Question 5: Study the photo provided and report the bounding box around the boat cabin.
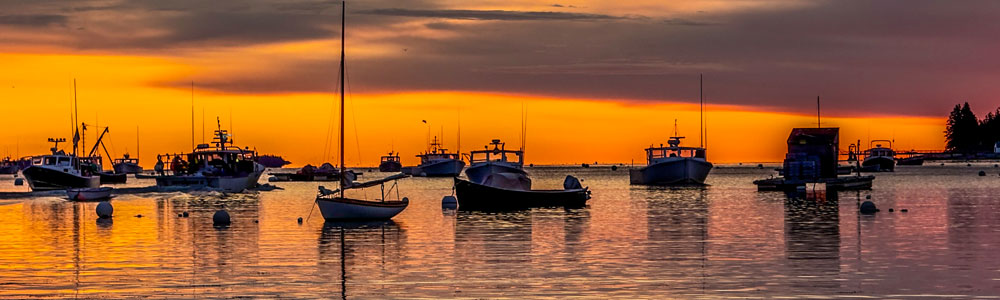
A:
[113,153,139,165]
[31,154,89,175]
[416,136,460,163]
[469,139,524,166]
[866,140,895,158]
[644,137,706,164]
[380,152,401,163]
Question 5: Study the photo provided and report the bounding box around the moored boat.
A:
[112,153,143,174]
[414,136,464,177]
[379,151,402,172]
[314,2,409,221]
[629,136,713,185]
[153,122,265,192]
[66,187,113,201]
[268,163,358,182]
[454,175,590,211]
[0,157,19,174]
[22,138,100,191]
[862,140,896,172]
[465,139,526,184]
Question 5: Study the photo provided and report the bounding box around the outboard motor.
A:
[563,175,583,190]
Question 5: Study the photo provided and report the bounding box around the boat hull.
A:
[465,162,525,184]
[896,156,924,166]
[22,166,100,191]
[113,163,144,174]
[98,171,127,184]
[66,187,113,201]
[862,157,895,171]
[378,161,402,172]
[629,158,713,185]
[414,159,465,177]
[454,178,590,211]
[155,170,263,193]
[316,197,408,221]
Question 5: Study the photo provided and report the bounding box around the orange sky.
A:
[0,53,944,167]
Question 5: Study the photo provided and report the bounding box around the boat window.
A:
[43,157,55,165]
[58,157,70,165]
[33,158,42,165]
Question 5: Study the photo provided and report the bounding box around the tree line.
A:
[945,102,1000,153]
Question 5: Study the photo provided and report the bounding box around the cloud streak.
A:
[360,8,627,21]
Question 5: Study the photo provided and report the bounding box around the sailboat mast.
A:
[339,0,346,195]
[699,74,703,148]
[136,126,140,161]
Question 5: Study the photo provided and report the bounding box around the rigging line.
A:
[345,61,362,167]
[323,62,343,162]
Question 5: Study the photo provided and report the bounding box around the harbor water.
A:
[0,164,998,298]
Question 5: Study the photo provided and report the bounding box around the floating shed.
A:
[754,127,873,191]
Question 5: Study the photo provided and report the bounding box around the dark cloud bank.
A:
[3,0,999,117]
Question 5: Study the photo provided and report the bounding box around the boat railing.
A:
[645,147,706,160]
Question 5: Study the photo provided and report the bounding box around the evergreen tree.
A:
[945,102,980,153]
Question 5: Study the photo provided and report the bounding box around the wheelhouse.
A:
[644,137,706,164]
[469,139,524,166]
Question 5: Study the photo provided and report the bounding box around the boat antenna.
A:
[816,95,821,128]
[699,74,704,148]
[191,81,195,150]
[73,79,79,157]
[674,119,678,137]
[136,126,139,162]
[457,108,461,161]
[202,106,206,144]
[339,0,346,197]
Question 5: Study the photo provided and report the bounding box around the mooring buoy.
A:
[860,201,877,214]
[442,195,458,209]
[213,210,231,226]
[96,201,113,219]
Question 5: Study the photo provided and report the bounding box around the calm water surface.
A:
[1,164,999,298]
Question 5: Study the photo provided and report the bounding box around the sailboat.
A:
[315,1,408,221]
[629,75,714,185]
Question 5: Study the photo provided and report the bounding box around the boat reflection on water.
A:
[782,189,841,290]
[318,220,405,300]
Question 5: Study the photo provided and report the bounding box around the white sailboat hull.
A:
[630,157,713,185]
[316,197,408,221]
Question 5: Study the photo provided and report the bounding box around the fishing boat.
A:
[112,153,143,174]
[314,1,408,221]
[465,139,526,184]
[112,128,144,174]
[630,76,714,185]
[153,120,266,192]
[379,151,402,172]
[78,126,127,184]
[22,138,100,191]
[454,174,590,211]
[862,140,896,172]
[413,136,464,177]
[66,187,112,201]
[896,155,924,166]
[629,136,713,185]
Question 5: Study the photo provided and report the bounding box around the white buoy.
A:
[96,201,113,219]
[213,210,231,226]
[442,195,458,209]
